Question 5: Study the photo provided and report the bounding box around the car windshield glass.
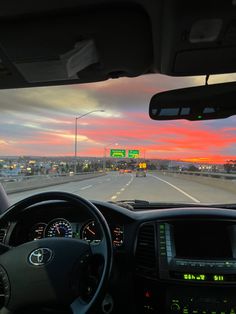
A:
[1,74,236,205]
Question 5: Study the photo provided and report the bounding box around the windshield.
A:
[1,74,236,205]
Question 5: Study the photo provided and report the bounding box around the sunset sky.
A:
[0,73,236,164]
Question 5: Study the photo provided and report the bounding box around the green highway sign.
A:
[128,150,140,158]
[110,149,126,158]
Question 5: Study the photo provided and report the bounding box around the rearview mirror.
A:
[149,82,236,121]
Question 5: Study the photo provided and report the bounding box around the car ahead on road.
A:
[119,169,132,174]
[135,168,146,177]
[0,2,236,314]
[124,169,132,173]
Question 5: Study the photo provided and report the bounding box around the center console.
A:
[158,221,236,283]
[158,220,236,313]
[135,219,236,314]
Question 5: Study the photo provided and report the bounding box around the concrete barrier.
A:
[161,171,236,194]
[3,172,106,194]
[173,171,236,180]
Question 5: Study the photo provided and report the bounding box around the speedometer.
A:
[44,218,73,238]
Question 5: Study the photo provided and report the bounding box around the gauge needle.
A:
[56,225,60,235]
[87,227,95,236]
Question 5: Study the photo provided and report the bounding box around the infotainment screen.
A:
[173,222,233,259]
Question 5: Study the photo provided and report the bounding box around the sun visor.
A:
[15,39,99,82]
[0,6,153,86]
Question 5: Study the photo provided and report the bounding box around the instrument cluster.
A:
[28,218,124,247]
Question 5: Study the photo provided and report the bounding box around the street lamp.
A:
[103,142,118,172]
[74,110,105,174]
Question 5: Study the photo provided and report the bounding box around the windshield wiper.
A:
[109,200,236,211]
[118,199,150,205]
[213,203,236,209]
[108,199,149,211]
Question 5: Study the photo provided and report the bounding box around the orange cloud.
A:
[180,156,236,164]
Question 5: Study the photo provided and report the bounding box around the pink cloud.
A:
[1,109,236,164]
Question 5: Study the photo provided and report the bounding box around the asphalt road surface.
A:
[8,172,236,205]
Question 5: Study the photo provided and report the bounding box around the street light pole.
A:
[75,117,78,165]
[103,146,107,173]
[74,110,105,174]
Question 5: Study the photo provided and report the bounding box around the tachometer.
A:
[45,218,72,238]
[81,220,101,243]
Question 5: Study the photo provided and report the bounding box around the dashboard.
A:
[26,218,123,246]
[6,201,125,248]
[2,200,236,314]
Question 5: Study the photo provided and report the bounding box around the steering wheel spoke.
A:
[0,244,11,255]
[70,297,90,314]
[90,238,107,257]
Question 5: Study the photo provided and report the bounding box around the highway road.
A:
[8,172,236,205]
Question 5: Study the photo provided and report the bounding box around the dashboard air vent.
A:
[0,230,6,243]
[0,266,9,310]
[135,223,156,277]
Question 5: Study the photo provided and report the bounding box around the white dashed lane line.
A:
[149,174,200,203]
[80,185,93,190]
[110,174,134,200]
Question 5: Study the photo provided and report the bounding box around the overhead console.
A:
[159,0,236,75]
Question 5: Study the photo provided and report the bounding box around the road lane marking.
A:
[150,174,200,203]
[106,178,111,181]
[126,175,134,185]
[80,185,92,190]
[109,174,134,201]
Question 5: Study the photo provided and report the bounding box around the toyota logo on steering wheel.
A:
[28,248,53,266]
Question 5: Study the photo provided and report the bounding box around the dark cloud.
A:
[72,74,197,111]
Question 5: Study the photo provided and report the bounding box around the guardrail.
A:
[168,171,236,181]
[1,171,106,194]
[0,172,98,183]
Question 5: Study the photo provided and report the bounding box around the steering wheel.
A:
[0,192,113,314]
